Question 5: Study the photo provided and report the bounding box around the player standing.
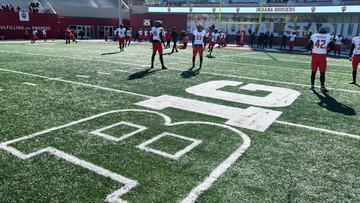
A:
[144,29,149,42]
[150,22,167,70]
[192,24,207,70]
[115,25,126,51]
[208,29,219,57]
[126,27,132,47]
[288,32,296,51]
[307,28,334,93]
[42,29,47,42]
[334,34,343,57]
[138,29,143,42]
[349,33,360,84]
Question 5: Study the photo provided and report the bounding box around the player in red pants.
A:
[150,22,166,70]
[307,28,334,93]
[349,33,360,84]
[192,24,207,70]
[207,29,219,57]
[115,25,126,52]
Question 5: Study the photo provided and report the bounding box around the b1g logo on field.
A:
[0,80,300,202]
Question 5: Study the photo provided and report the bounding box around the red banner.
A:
[0,12,59,39]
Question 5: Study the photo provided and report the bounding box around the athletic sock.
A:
[159,55,165,67]
[311,71,316,87]
[151,54,155,68]
[320,72,326,88]
[353,70,357,83]
[199,56,203,69]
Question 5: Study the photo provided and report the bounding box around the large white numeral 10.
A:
[136,80,300,132]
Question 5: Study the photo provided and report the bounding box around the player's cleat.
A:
[310,85,315,91]
[350,81,357,85]
[320,87,329,93]
[162,66,168,70]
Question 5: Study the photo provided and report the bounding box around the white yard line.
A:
[97,71,111,75]
[0,50,358,94]
[22,82,38,86]
[0,68,152,99]
[275,120,360,140]
[0,67,358,141]
[114,69,130,73]
[76,75,90,78]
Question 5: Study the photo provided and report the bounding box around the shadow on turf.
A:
[181,68,200,78]
[128,68,162,80]
[264,51,278,61]
[312,90,356,116]
[101,51,121,55]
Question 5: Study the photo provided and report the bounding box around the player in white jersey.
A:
[150,22,166,70]
[42,29,47,42]
[288,32,296,51]
[334,34,343,57]
[115,24,126,51]
[349,34,360,84]
[31,29,38,43]
[126,28,132,47]
[138,29,143,42]
[208,29,219,57]
[307,28,334,92]
[192,24,207,70]
[144,29,149,42]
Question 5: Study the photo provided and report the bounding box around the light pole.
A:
[118,0,123,26]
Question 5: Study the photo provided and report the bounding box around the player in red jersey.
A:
[192,24,207,70]
[150,22,167,70]
[349,33,360,84]
[307,28,334,93]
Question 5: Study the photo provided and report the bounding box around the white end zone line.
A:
[0,50,358,94]
[0,68,359,141]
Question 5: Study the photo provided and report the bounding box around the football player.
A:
[192,24,207,70]
[31,29,38,44]
[307,28,334,93]
[115,24,126,51]
[334,34,343,57]
[42,29,47,42]
[150,22,167,70]
[349,33,360,84]
[288,32,296,51]
[126,27,132,47]
[208,29,219,57]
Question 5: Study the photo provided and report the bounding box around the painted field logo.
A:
[0,80,300,202]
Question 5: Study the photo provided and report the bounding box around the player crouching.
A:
[349,33,360,84]
[192,24,207,70]
[150,22,167,70]
[307,28,334,93]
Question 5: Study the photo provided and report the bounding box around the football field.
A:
[0,41,359,202]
